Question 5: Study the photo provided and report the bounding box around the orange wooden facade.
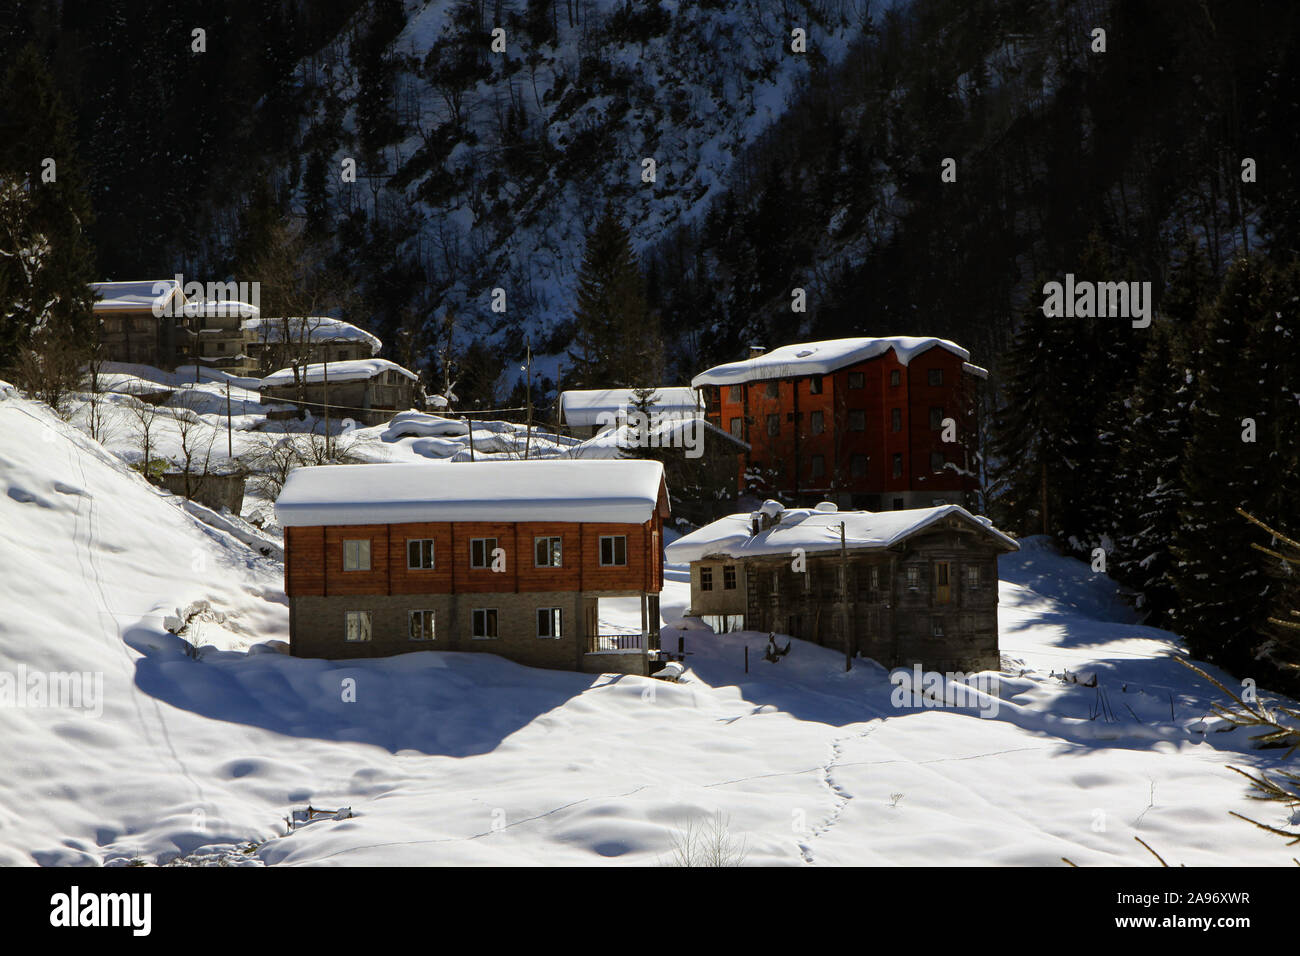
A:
[701,346,980,505]
[285,517,665,598]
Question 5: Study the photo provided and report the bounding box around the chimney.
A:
[747,344,766,360]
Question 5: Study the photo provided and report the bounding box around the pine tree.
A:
[566,208,661,388]
[1169,257,1278,671]
[990,296,1088,539]
[1114,242,1214,624]
[0,45,96,360]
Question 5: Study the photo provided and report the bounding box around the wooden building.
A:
[259,358,421,427]
[692,337,986,510]
[242,315,382,377]
[187,299,258,374]
[91,280,195,368]
[275,459,670,675]
[666,500,1018,672]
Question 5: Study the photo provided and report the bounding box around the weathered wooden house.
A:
[666,500,1018,672]
[259,358,420,426]
[275,459,670,675]
[186,299,259,374]
[91,279,195,368]
[691,337,987,510]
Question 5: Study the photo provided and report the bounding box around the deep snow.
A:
[1,385,1297,866]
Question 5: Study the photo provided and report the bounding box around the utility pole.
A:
[225,381,233,458]
[524,340,533,460]
[840,520,852,672]
[322,358,330,460]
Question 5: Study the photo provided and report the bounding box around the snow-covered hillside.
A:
[293,0,869,378]
[1,385,1296,866]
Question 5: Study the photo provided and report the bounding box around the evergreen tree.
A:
[1114,242,1215,623]
[1169,257,1278,671]
[0,45,96,357]
[566,208,661,388]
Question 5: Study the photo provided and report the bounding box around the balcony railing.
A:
[587,633,646,654]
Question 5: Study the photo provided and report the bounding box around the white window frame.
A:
[344,610,372,642]
[534,536,562,568]
[536,607,563,639]
[472,608,498,640]
[599,535,627,567]
[407,538,435,570]
[700,565,713,591]
[906,566,921,591]
[470,537,497,569]
[408,609,436,641]
[342,539,371,572]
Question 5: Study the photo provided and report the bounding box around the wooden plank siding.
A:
[701,346,980,504]
[285,517,663,598]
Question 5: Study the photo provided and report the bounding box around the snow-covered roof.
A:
[691,337,972,387]
[275,459,667,526]
[90,280,185,312]
[243,316,382,353]
[557,387,701,427]
[261,358,417,388]
[184,300,260,319]
[665,503,1017,564]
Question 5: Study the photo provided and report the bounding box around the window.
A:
[344,610,372,642]
[767,414,780,436]
[700,565,714,591]
[870,566,880,590]
[809,374,823,395]
[728,385,742,403]
[810,410,824,435]
[892,497,904,510]
[848,409,866,431]
[847,371,865,389]
[892,453,903,478]
[811,455,826,478]
[216,341,226,353]
[723,565,737,590]
[851,454,867,477]
[765,381,779,398]
[931,617,945,637]
[470,537,497,569]
[930,451,945,472]
[337,350,347,362]
[929,407,944,430]
[537,607,563,639]
[343,539,371,571]
[407,539,435,570]
[729,417,742,438]
[890,369,901,387]
[906,566,920,590]
[965,565,982,590]
[935,561,951,604]
[891,408,902,432]
[472,608,498,639]
[534,536,562,567]
[803,568,812,592]
[928,369,943,386]
[599,535,627,566]
[409,609,435,641]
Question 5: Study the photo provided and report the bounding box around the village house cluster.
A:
[84,283,1014,673]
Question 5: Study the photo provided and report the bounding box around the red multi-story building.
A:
[691,337,985,510]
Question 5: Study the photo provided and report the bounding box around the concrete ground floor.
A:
[289,590,663,676]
